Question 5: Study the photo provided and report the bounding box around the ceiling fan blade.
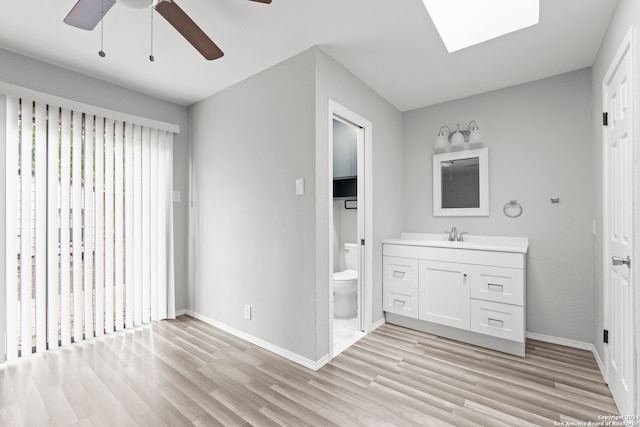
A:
[64,0,116,30]
[248,0,272,3]
[154,1,224,60]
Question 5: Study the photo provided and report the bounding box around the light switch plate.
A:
[295,178,305,195]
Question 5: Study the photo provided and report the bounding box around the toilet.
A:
[333,243,358,318]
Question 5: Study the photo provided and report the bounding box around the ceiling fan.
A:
[63,0,272,60]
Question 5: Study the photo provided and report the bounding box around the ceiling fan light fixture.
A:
[65,0,269,60]
[115,0,154,9]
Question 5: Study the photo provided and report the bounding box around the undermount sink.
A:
[383,232,529,253]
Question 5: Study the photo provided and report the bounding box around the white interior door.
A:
[356,123,366,332]
[0,96,6,363]
[603,30,634,417]
[328,100,373,359]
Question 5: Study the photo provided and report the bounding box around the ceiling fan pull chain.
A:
[98,0,106,57]
[149,6,155,62]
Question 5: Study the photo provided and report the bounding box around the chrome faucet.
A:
[445,227,457,241]
[444,227,467,242]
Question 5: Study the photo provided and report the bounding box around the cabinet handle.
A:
[463,273,467,278]
[488,283,504,293]
[393,270,406,279]
[488,318,504,328]
[393,299,406,308]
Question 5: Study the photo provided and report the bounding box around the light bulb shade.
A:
[434,126,450,150]
[469,128,482,144]
[435,133,448,149]
[468,121,482,144]
[451,130,465,145]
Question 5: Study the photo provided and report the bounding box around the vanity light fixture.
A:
[434,120,483,151]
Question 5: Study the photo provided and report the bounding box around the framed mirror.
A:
[433,147,488,216]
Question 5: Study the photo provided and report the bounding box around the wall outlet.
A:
[244,304,252,320]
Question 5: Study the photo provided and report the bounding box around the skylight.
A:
[422,0,539,53]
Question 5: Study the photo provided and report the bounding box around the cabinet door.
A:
[419,260,470,330]
[333,119,357,178]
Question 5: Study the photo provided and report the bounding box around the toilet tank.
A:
[344,243,359,270]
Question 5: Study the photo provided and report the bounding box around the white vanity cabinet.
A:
[382,233,528,356]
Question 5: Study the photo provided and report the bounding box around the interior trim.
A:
[0,82,180,134]
[180,310,331,371]
[526,331,605,380]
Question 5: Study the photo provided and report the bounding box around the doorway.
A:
[602,27,635,416]
[328,100,372,358]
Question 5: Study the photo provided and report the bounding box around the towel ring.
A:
[503,200,523,218]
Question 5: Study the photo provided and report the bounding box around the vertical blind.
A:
[4,96,175,360]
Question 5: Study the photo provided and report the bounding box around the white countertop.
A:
[383,232,529,253]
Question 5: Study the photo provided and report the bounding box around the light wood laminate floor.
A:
[0,316,618,426]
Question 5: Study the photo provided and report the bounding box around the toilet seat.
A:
[333,269,357,282]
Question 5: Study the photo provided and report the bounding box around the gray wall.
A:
[590,0,640,362]
[188,49,318,360]
[315,49,404,357]
[0,48,191,312]
[403,69,595,343]
[188,47,403,362]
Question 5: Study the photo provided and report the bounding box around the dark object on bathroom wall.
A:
[344,200,357,209]
[333,176,357,200]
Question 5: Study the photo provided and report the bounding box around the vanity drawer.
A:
[384,285,419,319]
[470,299,524,342]
[470,266,524,305]
[383,256,419,289]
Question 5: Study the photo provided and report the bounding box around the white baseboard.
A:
[592,346,606,381]
[526,331,593,351]
[174,315,608,379]
[370,317,385,332]
[180,310,328,371]
[526,331,606,381]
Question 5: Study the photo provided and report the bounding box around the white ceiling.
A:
[0,0,618,112]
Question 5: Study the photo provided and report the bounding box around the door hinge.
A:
[361,239,365,246]
[603,112,609,126]
[604,329,609,344]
